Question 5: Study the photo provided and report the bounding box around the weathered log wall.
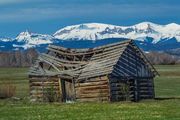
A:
[129,78,155,101]
[138,78,155,99]
[111,43,156,78]
[75,76,110,102]
[29,75,154,102]
[109,76,154,102]
[29,76,61,102]
[109,78,130,101]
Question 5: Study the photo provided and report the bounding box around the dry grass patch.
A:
[0,82,16,99]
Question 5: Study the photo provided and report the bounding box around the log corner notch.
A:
[28,39,159,102]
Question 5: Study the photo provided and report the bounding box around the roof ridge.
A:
[48,39,133,52]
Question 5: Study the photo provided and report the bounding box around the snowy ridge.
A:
[54,22,180,43]
[0,22,180,51]
[15,30,54,49]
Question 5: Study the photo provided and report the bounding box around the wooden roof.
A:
[29,40,158,80]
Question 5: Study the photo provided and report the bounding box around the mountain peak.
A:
[54,22,180,42]
[14,31,54,49]
[16,30,32,41]
[165,23,180,30]
[135,22,159,28]
[167,23,179,26]
[1,22,180,51]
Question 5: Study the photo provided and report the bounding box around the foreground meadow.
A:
[0,99,179,120]
[0,65,180,120]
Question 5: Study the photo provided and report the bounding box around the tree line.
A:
[145,52,180,65]
[0,49,38,67]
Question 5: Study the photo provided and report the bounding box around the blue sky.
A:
[0,0,180,37]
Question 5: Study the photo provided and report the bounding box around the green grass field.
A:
[0,65,180,120]
[154,65,180,97]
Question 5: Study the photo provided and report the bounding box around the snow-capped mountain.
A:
[0,31,59,51]
[54,22,180,43]
[1,22,180,52]
[14,31,55,49]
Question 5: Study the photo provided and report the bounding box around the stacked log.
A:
[29,76,61,102]
[75,76,110,102]
[110,79,130,101]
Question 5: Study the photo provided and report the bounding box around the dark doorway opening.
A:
[61,79,75,102]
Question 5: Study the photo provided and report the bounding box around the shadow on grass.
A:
[155,97,180,100]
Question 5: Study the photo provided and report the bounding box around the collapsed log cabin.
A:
[28,40,159,102]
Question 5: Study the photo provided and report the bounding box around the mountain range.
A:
[0,22,180,52]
